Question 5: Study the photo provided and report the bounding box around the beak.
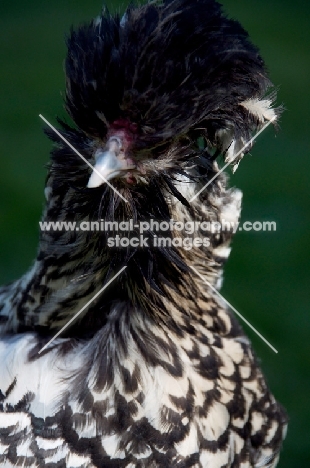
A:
[87,137,135,188]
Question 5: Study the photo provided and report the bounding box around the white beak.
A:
[87,137,135,188]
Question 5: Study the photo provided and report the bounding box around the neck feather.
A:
[0,162,241,338]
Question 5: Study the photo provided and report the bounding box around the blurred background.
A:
[0,0,309,465]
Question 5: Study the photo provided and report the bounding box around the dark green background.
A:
[0,1,309,465]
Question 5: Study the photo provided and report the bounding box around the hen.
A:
[0,1,287,467]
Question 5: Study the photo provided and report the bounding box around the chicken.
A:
[0,1,287,466]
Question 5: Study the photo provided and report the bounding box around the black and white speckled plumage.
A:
[0,1,287,466]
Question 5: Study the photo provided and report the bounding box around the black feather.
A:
[65,0,272,151]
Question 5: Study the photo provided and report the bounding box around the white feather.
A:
[240,98,276,123]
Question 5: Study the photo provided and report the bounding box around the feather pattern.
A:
[0,1,287,466]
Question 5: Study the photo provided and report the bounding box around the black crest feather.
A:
[65,0,271,151]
